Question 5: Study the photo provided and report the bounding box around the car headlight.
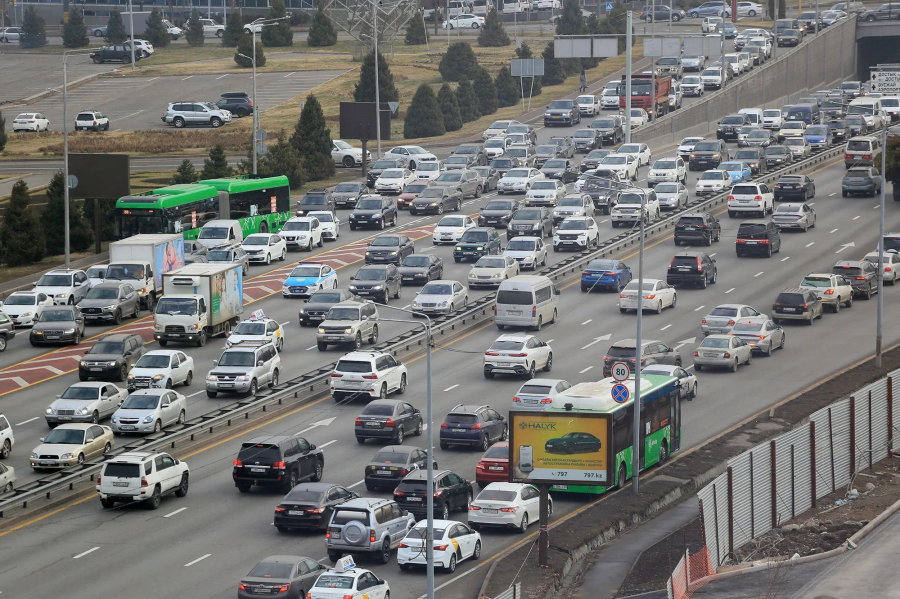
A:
[390,251,398,256]
[80,361,87,367]
[108,361,117,367]
[60,453,74,460]
[65,329,76,334]
[207,374,217,381]
[365,251,371,255]
[142,415,154,424]
[46,407,56,415]
[111,416,119,423]
[127,374,135,380]
[439,301,448,307]
[30,452,38,459]
[75,407,89,415]
[152,374,164,381]
[545,112,552,117]
[349,285,357,290]
[413,301,421,308]
[235,375,250,382]
[476,246,484,251]
[456,247,462,251]
[372,285,384,291]
[58,293,69,299]
[21,312,32,318]
[103,305,116,311]
[532,224,540,229]
[299,308,306,314]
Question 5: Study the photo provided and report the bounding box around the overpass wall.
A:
[635,16,858,147]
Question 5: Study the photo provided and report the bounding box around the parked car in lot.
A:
[90,44,142,64]
[161,102,231,129]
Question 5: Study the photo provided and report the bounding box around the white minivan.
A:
[495,275,560,331]
[195,219,244,249]
[738,108,764,127]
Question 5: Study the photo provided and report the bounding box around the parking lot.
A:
[0,51,114,105]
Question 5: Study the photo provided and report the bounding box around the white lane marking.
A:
[808,202,815,206]
[581,319,592,325]
[402,305,411,310]
[348,479,365,488]
[116,109,145,120]
[754,272,764,277]
[693,305,705,312]
[444,384,459,391]
[806,242,815,247]
[73,547,100,559]
[284,72,296,78]
[874,204,880,209]
[318,440,337,449]
[0,377,28,387]
[853,216,860,221]
[830,228,839,233]
[579,366,593,374]
[709,253,716,257]
[164,507,188,518]
[243,293,253,302]
[146,77,159,82]
[216,74,229,80]
[660,324,672,330]
[421,246,437,252]
[182,75,193,81]
[16,416,39,426]
[184,554,212,567]
[258,286,276,294]
[546,339,554,343]
[599,219,609,224]
[781,256,790,262]
[829,193,836,196]
[186,390,205,398]
[280,321,291,326]
[306,345,317,351]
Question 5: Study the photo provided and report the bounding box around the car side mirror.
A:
[175,459,180,464]
[257,360,264,367]
[555,288,561,295]
[212,359,218,366]
[350,276,355,281]
[161,403,170,408]
[117,400,124,406]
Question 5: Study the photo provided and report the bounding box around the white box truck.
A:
[107,234,185,311]
[154,263,243,347]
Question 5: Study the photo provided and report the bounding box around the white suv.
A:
[75,110,110,132]
[127,350,195,391]
[483,334,553,379]
[96,450,189,509]
[280,216,324,251]
[0,414,13,459]
[727,182,774,218]
[34,268,91,305]
[240,233,287,264]
[799,273,854,312]
[331,351,409,402]
[308,211,340,241]
[647,156,687,186]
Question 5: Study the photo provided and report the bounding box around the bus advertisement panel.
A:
[508,411,611,485]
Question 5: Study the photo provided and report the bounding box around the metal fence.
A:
[694,368,898,570]
[636,15,859,147]
[487,583,522,599]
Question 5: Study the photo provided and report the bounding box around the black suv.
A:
[366,158,405,187]
[689,140,729,170]
[716,114,752,141]
[365,234,414,265]
[296,189,335,216]
[350,195,398,230]
[507,207,554,240]
[90,44,141,63]
[674,212,721,246]
[544,99,581,127]
[479,199,522,228]
[215,92,253,117]
[453,227,502,262]
[78,333,146,382]
[439,404,508,451]
[333,182,368,208]
[772,288,824,325]
[833,260,878,298]
[666,252,718,288]
[232,434,325,493]
[733,147,766,174]
[364,445,433,490]
[349,265,402,303]
[393,469,473,520]
[735,220,782,257]
[356,399,424,444]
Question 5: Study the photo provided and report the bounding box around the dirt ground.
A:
[615,517,706,597]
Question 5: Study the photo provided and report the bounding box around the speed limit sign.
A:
[611,362,630,382]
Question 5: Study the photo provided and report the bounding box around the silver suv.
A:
[325,497,416,564]
[161,101,232,129]
[205,340,281,398]
[316,301,379,351]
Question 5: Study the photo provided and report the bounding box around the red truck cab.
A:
[619,73,673,119]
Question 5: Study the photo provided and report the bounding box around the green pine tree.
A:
[554,0,585,75]
[83,198,117,243]
[20,6,47,49]
[404,84,445,139]
[289,94,335,181]
[186,9,205,46]
[234,34,266,67]
[495,66,519,108]
[43,171,93,255]
[515,42,542,96]
[0,112,8,152]
[541,41,567,86]
[307,0,337,47]
[173,159,200,184]
[261,0,293,47]
[455,79,481,123]
[473,67,498,116]
[0,180,45,266]
[437,84,462,132]
[477,8,509,47]
[353,50,400,114]
[63,8,89,48]
[105,9,127,44]
[439,41,479,82]
[144,8,171,48]
[404,14,427,45]
[257,132,306,188]
[222,3,245,47]
[201,144,234,179]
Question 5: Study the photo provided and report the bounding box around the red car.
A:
[475,441,509,488]
[397,182,429,209]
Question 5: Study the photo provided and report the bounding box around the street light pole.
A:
[632,184,645,495]
[252,29,258,174]
[63,53,71,269]
[877,123,886,367]
[128,0,136,70]
[373,1,382,158]
[625,10,632,144]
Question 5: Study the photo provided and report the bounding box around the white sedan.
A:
[240,233,287,264]
[0,291,54,326]
[498,168,545,194]
[695,170,731,196]
[594,154,638,181]
[375,168,417,194]
[484,334,553,379]
[617,143,652,166]
[398,520,482,572]
[618,279,677,314]
[524,180,566,206]
[468,482,551,532]
[467,255,520,288]
[433,215,476,244]
[693,334,752,372]
[443,14,485,28]
[642,364,698,401]
[226,314,285,351]
[628,108,650,128]
[332,139,370,167]
[385,145,438,169]
[126,349,195,391]
[503,236,548,270]
[13,113,50,132]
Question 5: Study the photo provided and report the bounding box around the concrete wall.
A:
[635,16,858,148]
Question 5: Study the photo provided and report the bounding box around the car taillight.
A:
[736,238,746,243]
[500,507,519,512]
[856,276,866,280]
[325,531,332,539]
[887,267,893,273]
[275,506,286,513]
[696,257,703,272]
[701,318,707,324]
[331,373,342,377]
[645,294,656,299]
[233,459,243,467]
[362,373,378,379]
[274,461,286,469]
[97,474,101,484]
[141,476,148,487]
[864,154,872,159]
[394,489,405,496]
[693,351,699,356]
[355,417,362,426]
[398,468,408,476]
[485,351,500,356]
[370,529,377,542]
[532,306,537,317]
[803,304,809,309]
[758,239,770,244]
[512,396,521,403]
[727,195,734,200]
[385,418,395,427]
[276,584,290,593]
[540,398,552,404]
[471,423,482,430]
[441,422,449,428]
[754,195,762,200]
[248,101,253,106]
[435,544,449,551]
[825,289,835,294]
[470,505,482,510]
[240,584,247,591]
[582,270,591,276]
[723,352,731,358]
[509,353,527,357]
[619,293,627,298]
[399,542,410,548]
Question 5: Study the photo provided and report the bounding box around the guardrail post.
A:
[727,466,734,561]
[850,395,857,478]
[869,390,874,470]
[770,439,777,528]
[790,444,796,519]
[829,407,836,492]
[888,377,893,453]
[749,451,755,538]
[711,482,721,567]
[810,420,817,508]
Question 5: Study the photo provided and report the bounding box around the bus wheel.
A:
[618,463,627,488]
[259,221,268,234]
[658,441,668,465]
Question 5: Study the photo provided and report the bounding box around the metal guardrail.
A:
[0,142,848,519]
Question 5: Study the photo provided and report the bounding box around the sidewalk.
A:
[0,173,49,199]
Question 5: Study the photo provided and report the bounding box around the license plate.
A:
[120,425,135,431]
[403,277,414,281]
[523,399,539,404]
[782,308,798,313]
[46,335,60,340]
[113,481,130,487]
[59,415,72,421]
[482,508,498,514]
[91,368,102,372]
[254,589,272,595]
[489,466,504,471]
[703,352,718,357]
[344,381,363,387]
[250,468,266,473]
[326,336,343,341]
[563,241,575,245]
[377,470,391,475]
[745,241,757,244]
[407,497,422,502]
[366,421,381,427]
[685,226,696,230]
[40,460,55,466]
[219,383,234,388]
[453,428,465,433]
[85,315,99,320]
[288,510,304,516]
[507,310,522,316]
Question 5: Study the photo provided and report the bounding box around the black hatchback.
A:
[674,212,721,246]
[736,221,782,257]
[232,434,325,493]
[215,93,253,117]
[355,399,424,444]
[273,482,358,532]
[393,469,473,520]
[364,445,434,491]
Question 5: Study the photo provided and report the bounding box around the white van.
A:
[738,108,764,127]
[844,135,880,168]
[448,0,469,16]
[195,219,243,248]
[503,0,531,12]
[848,98,885,129]
[495,275,560,330]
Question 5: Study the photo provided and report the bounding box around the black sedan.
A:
[774,174,816,200]
[332,181,368,208]
[489,157,522,176]
[364,234,414,264]
[541,159,580,183]
[478,198,521,228]
[29,306,85,346]
[238,555,328,598]
[78,333,146,382]
[298,289,358,326]
[364,444,434,491]
[399,254,444,284]
[273,483,359,532]
[356,399,424,443]
[410,187,463,215]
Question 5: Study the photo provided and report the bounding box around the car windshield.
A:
[283,221,311,231]
[721,162,744,171]
[37,274,73,287]
[380,169,405,179]
[301,195,327,205]
[314,576,354,590]
[156,298,197,316]
[775,204,802,214]
[400,256,431,270]
[437,173,462,182]
[4,294,37,305]
[206,250,233,261]
[559,220,587,230]
[559,197,584,206]
[356,199,383,210]
[513,209,541,220]
[702,68,721,77]
[485,139,505,148]
[460,230,489,242]
[233,322,266,336]
[198,227,229,239]
[624,281,659,291]
[693,142,721,152]
[218,350,256,367]
[38,309,75,322]
[476,489,518,502]
[372,160,397,170]
[700,337,730,348]
[574,130,595,139]
[43,428,86,444]
[506,148,528,158]
[653,160,678,169]
[371,237,400,247]
[506,239,537,251]
[87,341,124,355]
[846,168,872,177]
[490,120,512,129]
[357,266,390,281]
[243,236,270,246]
[371,449,411,465]
[766,146,789,155]
[405,184,428,195]
[308,292,342,304]
[601,156,626,165]
[748,130,769,139]
[492,159,516,168]
[531,182,556,191]
[801,276,833,287]
[475,257,506,268]
[618,192,644,205]
[446,156,468,164]
[60,386,101,400]
[709,306,739,317]
[782,122,805,129]
[592,119,616,128]
[312,213,334,223]
[326,307,361,321]
[418,189,445,200]
[586,260,616,271]
[120,394,161,410]
[722,116,744,124]
[248,562,293,579]
[544,160,567,169]
[784,138,804,146]
[490,340,525,351]
[284,488,325,502]
[437,217,466,228]
[334,183,359,192]
[700,171,725,180]
[549,100,573,109]
[420,283,452,295]
[134,354,171,368]
[655,183,680,193]
[733,321,766,333]
[484,201,515,211]
[507,125,529,134]
[289,267,321,278]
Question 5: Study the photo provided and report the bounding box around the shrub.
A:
[262,0,293,47]
[144,8,171,48]
[234,34,266,67]
[186,9,205,46]
[478,8,509,47]
[222,8,245,47]
[105,9,127,44]
[289,94,335,180]
[455,79,481,123]
[438,41,479,82]
[495,66,519,108]
[437,84,462,132]
[307,0,337,46]
[63,8,89,48]
[473,67,498,116]
[404,84,445,139]
[404,13,427,45]
[0,180,45,266]
[20,6,47,49]
[44,171,93,255]
[201,144,234,179]
[172,159,200,184]
[0,112,7,152]
[257,132,306,188]
[541,41,567,86]
[354,50,400,111]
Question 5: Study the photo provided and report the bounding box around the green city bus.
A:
[545,374,681,495]
[114,175,291,240]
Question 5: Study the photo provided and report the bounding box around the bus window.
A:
[613,407,632,453]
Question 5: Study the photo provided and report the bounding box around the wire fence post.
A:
[727,466,734,562]
[810,420,817,508]
[850,395,857,479]
[770,440,777,528]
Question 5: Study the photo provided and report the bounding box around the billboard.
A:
[339,102,393,141]
[68,153,130,200]
[509,411,611,485]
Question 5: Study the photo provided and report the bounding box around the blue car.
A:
[281,262,338,297]
[803,125,833,150]
[689,1,731,17]
[581,258,633,292]
[719,161,752,183]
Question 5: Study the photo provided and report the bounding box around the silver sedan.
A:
[654,182,689,210]
[693,335,752,372]
[729,317,785,356]
[772,202,816,232]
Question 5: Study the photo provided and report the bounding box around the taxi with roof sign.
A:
[226,310,285,352]
[282,262,338,298]
[307,556,390,599]
[397,519,482,573]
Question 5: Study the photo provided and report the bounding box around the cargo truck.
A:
[620,73,673,120]
[154,263,244,347]
[107,234,185,311]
